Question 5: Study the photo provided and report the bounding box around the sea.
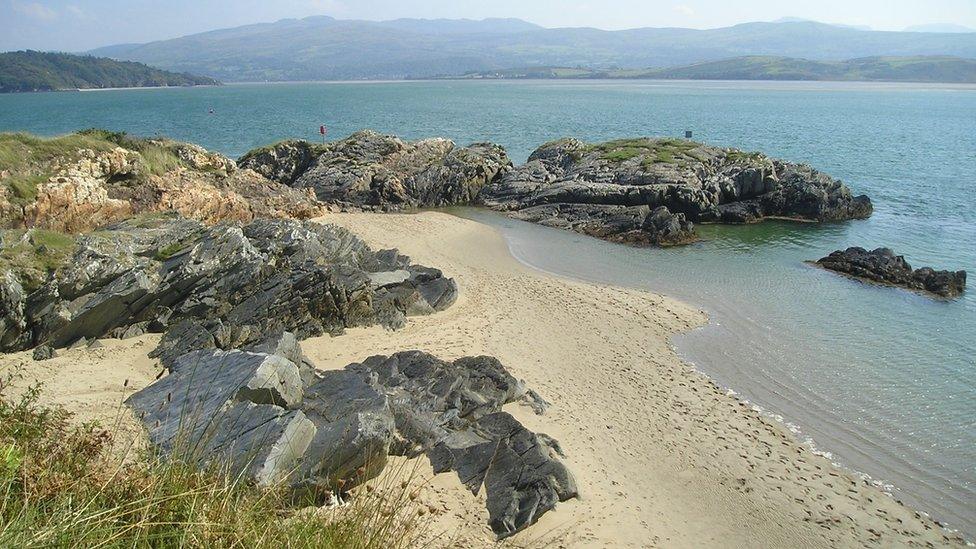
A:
[1,79,973,536]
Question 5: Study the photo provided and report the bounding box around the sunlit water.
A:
[1,80,973,535]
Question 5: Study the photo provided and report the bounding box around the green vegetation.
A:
[0,375,425,548]
[582,137,704,168]
[0,229,76,291]
[725,149,765,163]
[0,131,190,225]
[0,51,219,93]
[466,56,976,84]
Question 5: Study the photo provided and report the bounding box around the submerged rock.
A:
[482,137,872,245]
[0,216,458,352]
[815,247,966,298]
[127,334,576,539]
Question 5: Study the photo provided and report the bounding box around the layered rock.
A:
[238,130,512,209]
[128,331,576,540]
[481,137,872,245]
[815,247,967,298]
[0,215,457,352]
[238,132,873,248]
[3,133,324,233]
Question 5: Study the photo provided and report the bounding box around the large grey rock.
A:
[128,336,574,539]
[239,130,512,209]
[347,352,532,455]
[237,140,320,185]
[1,216,458,352]
[127,349,312,486]
[816,247,967,298]
[482,137,873,246]
[429,412,578,539]
[291,370,395,496]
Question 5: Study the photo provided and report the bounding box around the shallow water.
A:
[1,79,974,535]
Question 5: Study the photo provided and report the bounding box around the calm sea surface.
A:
[1,80,974,535]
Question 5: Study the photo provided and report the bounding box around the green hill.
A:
[456,56,976,83]
[636,55,976,82]
[88,17,976,82]
[0,51,219,93]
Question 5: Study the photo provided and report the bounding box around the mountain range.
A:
[456,56,976,83]
[88,16,976,82]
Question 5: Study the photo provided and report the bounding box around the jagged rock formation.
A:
[0,215,457,352]
[238,132,873,247]
[128,331,576,540]
[815,247,967,298]
[238,130,512,209]
[1,132,324,233]
[481,137,872,244]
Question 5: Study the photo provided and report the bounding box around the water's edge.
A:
[451,207,970,539]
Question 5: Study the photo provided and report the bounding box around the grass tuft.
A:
[0,372,427,548]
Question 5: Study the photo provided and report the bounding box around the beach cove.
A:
[3,210,965,547]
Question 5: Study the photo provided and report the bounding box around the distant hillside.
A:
[638,55,976,83]
[904,24,975,34]
[88,16,976,81]
[455,56,976,83]
[0,51,220,93]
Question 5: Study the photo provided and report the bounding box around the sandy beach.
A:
[1,211,965,547]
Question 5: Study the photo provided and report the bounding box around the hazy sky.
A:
[2,0,975,52]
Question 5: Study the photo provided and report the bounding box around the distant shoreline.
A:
[0,84,221,95]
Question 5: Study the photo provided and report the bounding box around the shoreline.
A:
[313,212,966,547]
[1,211,967,547]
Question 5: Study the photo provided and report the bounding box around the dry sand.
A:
[1,211,965,548]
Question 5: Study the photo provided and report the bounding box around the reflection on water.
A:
[456,208,976,537]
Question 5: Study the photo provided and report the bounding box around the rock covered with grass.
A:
[481,137,873,245]
[815,247,966,298]
[0,130,324,232]
[128,331,577,540]
[0,215,457,352]
[238,130,512,209]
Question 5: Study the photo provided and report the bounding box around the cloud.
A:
[672,4,695,17]
[12,1,58,20]
[65,4,87,18]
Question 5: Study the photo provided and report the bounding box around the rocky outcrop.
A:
[23,148,136,232]
[511,203,696,246]
[238,130,512,209]
[128,332,576,540]
[238,132,872,248]
[238,140,321,185]
[5,134,324,233]
[0,215,457,352]
[481,137,872,245]
[815,247,967,298]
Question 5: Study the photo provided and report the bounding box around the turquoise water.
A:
[1,80,974,535]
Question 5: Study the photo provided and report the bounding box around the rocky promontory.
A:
[0,214,457,353]
[815,247,967,298]
[481,137,872,244]
[239,132,872,246]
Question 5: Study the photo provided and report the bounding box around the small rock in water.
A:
[815,247,966,298]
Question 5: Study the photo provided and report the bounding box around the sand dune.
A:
[1,211,964,547]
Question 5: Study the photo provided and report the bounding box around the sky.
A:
[2,0,975,52]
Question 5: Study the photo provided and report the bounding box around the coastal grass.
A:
[581,137,704,167]
[0,373,427,549]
